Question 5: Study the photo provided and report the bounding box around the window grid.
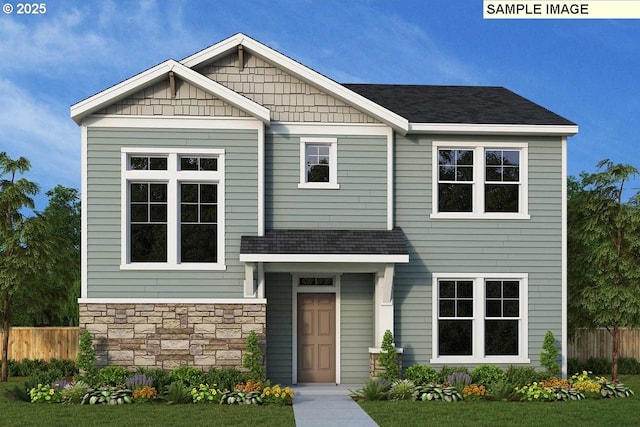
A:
[306,144,331,183]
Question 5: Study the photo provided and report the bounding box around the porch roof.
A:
[239,228,409,263]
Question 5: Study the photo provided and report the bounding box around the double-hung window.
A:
[432,142,529,219]
[431,273,529,364]
[298,137,339,189]
[121,148,225,270]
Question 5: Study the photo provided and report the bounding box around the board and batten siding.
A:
[265,134,388,229]
[85,128,259,298]
[341,273,374,383]
[393,134,564,369]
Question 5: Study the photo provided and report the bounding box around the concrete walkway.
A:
[291,384,378,427]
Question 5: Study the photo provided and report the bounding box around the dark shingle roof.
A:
[343,84,575,126]
[241,228,407,255]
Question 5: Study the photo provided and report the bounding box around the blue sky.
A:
[1,0,638,209]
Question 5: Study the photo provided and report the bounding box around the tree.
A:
[568,159,640,381]
[0,153,57,381]
[10,186,81,326]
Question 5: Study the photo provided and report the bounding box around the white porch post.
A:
[374,264,395,347]
[244,262,256,298]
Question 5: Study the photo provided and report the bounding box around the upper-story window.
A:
[121,148,225,270]
[298,137,339,189]
[431,142,529,219]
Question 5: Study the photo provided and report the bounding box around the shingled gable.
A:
[239,229,409,263]
[70,59,270,125]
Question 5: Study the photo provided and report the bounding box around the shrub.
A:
[584,357,612,374]
[243,331,265,381]
[540,331,561,377]
[470,364,506,386]
[446,372,472,390]
[567,358,585,375]
[487,380,516,401]
[260,384,294,405]
[125,374,154,390]
[462,383,487,399]
[20,358,48,376]
[191,384,222,403]
[207,367,248,392]
[618,357,640,374]
[77,330,96,373]
[389,379,418,401]
[599,379,634,398]
[132,385,158,401]
[96,366,131,387]
[48,359,78,378]
[350,378,390,401]
[506,365,542,388]
[27,367,65,388]
[29,383,62,403]
[403,364,439,386]
[438,365,469,383]
[137,367,172,392]
[418,383,462,402]
[169,365,206,388]
[59,381,90,404]
[377,330,400,381]
[164,381,192,404]
[81,386,133,405]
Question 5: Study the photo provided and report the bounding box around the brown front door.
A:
[297,293,336,383]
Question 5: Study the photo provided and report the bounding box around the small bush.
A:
[506,366,542,388]
[471,364,506,386]
[487,380,516,401]
[77,330,96,373]
[96,366,131,387]
[59,381,90,404]
[618,357,640,374]
[48,359,78,377]
[438,365,469,383]
[350,378,390,401]
[125,374,154,390]
[462,383,487,400]
[190,383,222,403]
[568,358,585,374]
[540,331,561,377]
[446,372,472,390]
[169,366,206,388]
[137,367,172,392]
[133,386,158,401]
[403,364,439,386]
[243,331,265,381]
[164,381,192,404]
[584,357,612,374]
[377,330,400,381]
[207,367,249,392]
[389,379,418,401]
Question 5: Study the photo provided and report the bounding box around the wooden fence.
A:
[0,327,79,361]
[568,328,640,361]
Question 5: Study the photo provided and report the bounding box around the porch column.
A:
[374,264,395,347]
[243,262,256,298]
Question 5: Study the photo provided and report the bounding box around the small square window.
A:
[298,138,339,189]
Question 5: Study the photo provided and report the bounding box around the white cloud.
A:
[0,79,79,194]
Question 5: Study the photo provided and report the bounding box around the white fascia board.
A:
[181,33,409,134]
[71,59,270,125]
[239,253,409,263]
[408,122,579,136]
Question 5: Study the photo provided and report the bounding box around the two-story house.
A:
[71,33,577,384]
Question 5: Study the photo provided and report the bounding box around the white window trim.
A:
[292,273,342,384]
[298,137,339,189]
[430,142,530,220]
[120,147,226,271]
[430,272,530,364]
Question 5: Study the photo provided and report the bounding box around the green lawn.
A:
[359,375,640,427]
[0,377,295,427]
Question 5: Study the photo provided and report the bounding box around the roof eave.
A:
[181,33,409,135]
[70,59,270,125]
[407,122,578,136]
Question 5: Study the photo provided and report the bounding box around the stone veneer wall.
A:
[369,351,403,379]
[79,303,266,371]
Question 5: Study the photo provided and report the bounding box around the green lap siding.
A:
[394,134,564,369]
[341,274,374,383]
[265,134,388,229]
[85,128,259,298]
[265,273,293,384]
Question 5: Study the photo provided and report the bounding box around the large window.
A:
[432,142,528,219]
[432,273,529,363]
[298,138,339,189]
[121,148,225,270]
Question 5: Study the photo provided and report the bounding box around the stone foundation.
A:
[79,303,266,371]
[369,349,403,379]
